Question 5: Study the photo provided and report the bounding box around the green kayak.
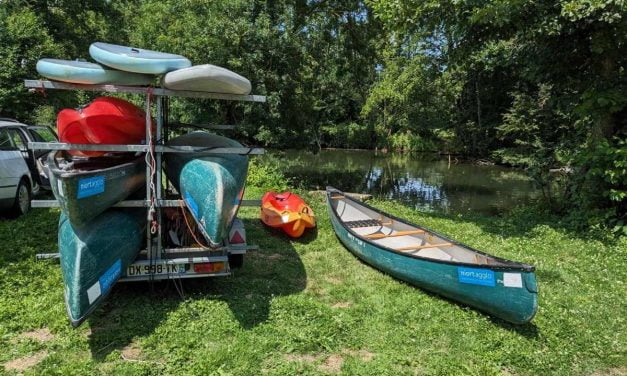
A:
[49,151,145,228]
[59,209,145,327]
[326,187,538,324]
[164,132,248,247]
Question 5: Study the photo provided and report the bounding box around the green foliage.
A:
[320,122,373,149]
[0,0,624,225]
[387,131,437,152]
[246,156,290,192]
[365,0,627,225]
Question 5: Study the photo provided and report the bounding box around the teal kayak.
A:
[59,209,145,327]
[49,151,145,228]
[164,132,248,247]
[326,187,538,324]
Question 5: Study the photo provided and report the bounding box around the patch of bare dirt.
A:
[120,343,142,361]
[3,350,48,372]
[342,349,374,361]
[319,354,344,374]
[284,353,319,363]
[255,252,284,260]
[326,277,342,285]
[14,328,55,343]
[331,301,352,309]
[591,367,627,376]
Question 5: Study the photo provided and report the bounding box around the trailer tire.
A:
[228,254,244,268]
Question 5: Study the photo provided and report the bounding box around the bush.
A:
[246,156,290,192]
[320,122,373,149]
[387,131,437,152]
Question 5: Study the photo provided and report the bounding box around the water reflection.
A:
[261,149,540,216]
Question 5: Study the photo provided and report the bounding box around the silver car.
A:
[0,118,58,217]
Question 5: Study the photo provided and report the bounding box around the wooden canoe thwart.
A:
[325,186,538,324]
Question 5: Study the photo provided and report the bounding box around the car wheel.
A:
[11,179,31,217]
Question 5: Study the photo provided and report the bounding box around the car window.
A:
[9,130,26,150]
[10,130,25,146]
[28,127,57,142]
[0,129,15,150]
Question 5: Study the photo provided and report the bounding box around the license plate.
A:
[125,263,185,277]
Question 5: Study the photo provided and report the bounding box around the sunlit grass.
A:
[0,187,625,375]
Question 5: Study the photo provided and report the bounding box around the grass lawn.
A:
[0,186,625,375]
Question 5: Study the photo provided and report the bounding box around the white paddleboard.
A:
[89,42,192,74]
[36,59,154,85]
[164,64,251,94]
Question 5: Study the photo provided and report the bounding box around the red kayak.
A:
[57,97,148,157]
[261,192,316,238]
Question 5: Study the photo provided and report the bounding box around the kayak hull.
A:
[164,132,248,246]
[57,97,148,158]
[49,152,145,228]
[90,42,191,74]
[36,58,153,85]
[164,64,251,94]
[326,187,538,324]
[261,192,316,238]
[59,209,145,327]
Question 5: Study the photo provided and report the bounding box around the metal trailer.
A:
[24,79,266,281]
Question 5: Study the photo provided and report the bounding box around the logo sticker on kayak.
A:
[100,259,122,294]
[457,267,495,287]
[86,259,121,305]
[503,273,523,288]
[185,191,199,218]
[77,176,105,199]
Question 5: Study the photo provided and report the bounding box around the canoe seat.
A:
[345,219,391,228]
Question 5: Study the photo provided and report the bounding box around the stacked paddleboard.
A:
[37,41,252,94]
[39,42,252,326]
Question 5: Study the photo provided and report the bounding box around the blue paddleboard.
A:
[89,42,192,75]
[36,59,154,85]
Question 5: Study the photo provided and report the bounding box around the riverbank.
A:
[0,175,625,374]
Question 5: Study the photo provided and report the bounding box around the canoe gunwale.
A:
[326,186,535,273]
[49,151,144,179]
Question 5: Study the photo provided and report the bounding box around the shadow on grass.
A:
[86,216,307,359]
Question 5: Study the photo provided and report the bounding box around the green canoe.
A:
[49,151,145,227]
[59,209,145,327]
[326,187,538,324]
[164,132,248,247]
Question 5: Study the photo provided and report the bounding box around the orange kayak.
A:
[261,192,316,238]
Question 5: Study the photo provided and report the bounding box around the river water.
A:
[261,149,540,216]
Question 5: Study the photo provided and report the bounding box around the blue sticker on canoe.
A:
[457,267,495,287]
[185,191,199,218]
[77,176,105,199]
[99,259,121,294]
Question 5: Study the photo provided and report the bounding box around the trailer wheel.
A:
[228,253,244,268]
